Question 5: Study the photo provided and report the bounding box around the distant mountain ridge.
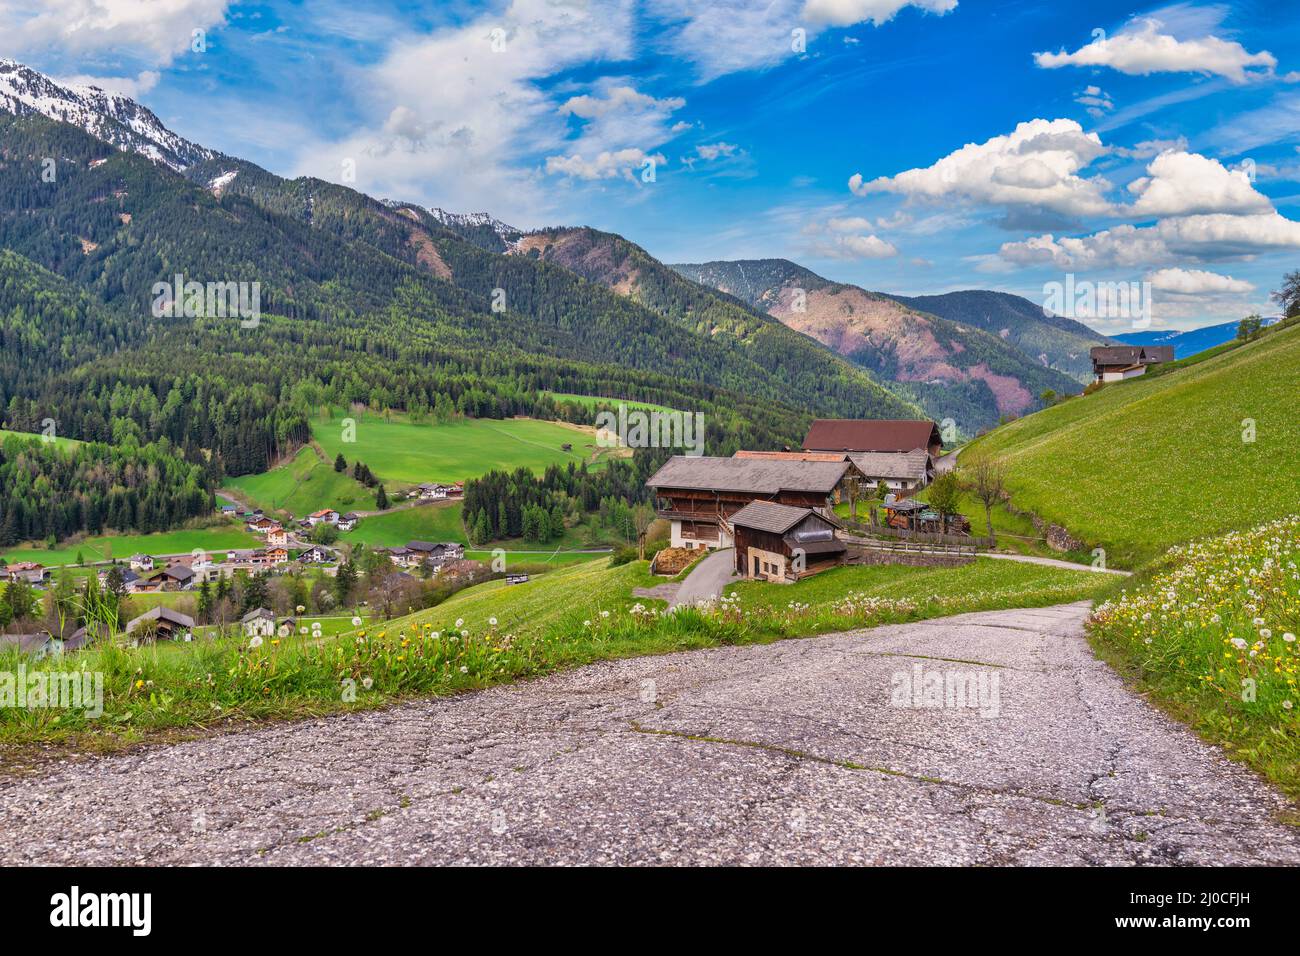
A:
[1114,319,1278,359]
[881,289,1114,382]
[672,258,1083,433]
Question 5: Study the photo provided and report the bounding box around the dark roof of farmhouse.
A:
[803,419,940,453]
[646,456,849,494]
[730,501,839,534]
[1090,345,1174,364]
[849,449,933,481]
[127,606,195,630]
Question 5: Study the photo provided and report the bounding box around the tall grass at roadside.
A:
[1088,516,1300,798]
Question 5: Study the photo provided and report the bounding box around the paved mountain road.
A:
[2,603,1297,865]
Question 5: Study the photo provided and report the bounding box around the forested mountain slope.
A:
[883,289,1111,382]
[673,258,1081,432]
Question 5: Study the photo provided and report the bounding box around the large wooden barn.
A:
[730,501,845,582]
[646,456,850,550]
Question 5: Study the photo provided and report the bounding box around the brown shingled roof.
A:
[849,449,933,481]
[646,456,849,494]
[729,501,819,534]
[803,419,940,453]
[1090,345,1174,365]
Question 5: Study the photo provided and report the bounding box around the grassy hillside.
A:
[542,391,677,415]
[224,446,372,516]
[0,554,1110,749]
[968,322,1300,567]
[343,502,468,547]
[312,413,607,485]
[0,428,82,450]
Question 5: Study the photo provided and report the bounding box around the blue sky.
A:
[6,0,1300,330]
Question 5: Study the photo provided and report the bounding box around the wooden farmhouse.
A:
[731,502,845,582]
[1090,345,1174,382]
[646,456,850,550]
[848,449,934,495]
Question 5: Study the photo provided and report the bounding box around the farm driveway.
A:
[3,602,1297,865]
[669,547,738,609]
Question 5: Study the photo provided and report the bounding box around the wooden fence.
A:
[842,546,974,568]
[841,522,995,550]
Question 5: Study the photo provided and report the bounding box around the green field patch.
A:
[0,428,83,450]
[224,446,371,516]
[2,526,261,567]
[344,503,468,547]
[542,392,678,415]
[312,412,608,485]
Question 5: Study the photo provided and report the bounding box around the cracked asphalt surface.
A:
[3,602,1297,865]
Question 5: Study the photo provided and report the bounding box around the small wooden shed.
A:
[730,501,845,583]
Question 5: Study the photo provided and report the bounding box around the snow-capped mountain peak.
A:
[428,207,519,238]
[0,59,213,171]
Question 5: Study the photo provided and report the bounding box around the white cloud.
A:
[652,0,956,81]
[548,79,687,181]
[825,216,875,232]
[849,118,1113,217]
[545,148,665,181]
[559,86,684,120]
[1111,136,1188,159]
[1127,150,1273,218]
[803,214,900,258]
[0,0,229,67]
[694,141,739,161]
[1074,85,1113,118]
[815,233,900,259]
[291,0,638,222]
[998,213,1300,269]
[1146,267,1253,294]
[803,0,957,28]
[1033,16,1278,84]
[56,70,160,98]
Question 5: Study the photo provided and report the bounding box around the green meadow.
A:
[0,428,82,450]
[1,526,261,567]
[543,392,678,415]
[343,502,468,547]
[340,502,606,567]
[224,446,371,516]
[312,412,609,485]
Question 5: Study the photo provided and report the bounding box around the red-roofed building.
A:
[802,420,942,457]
